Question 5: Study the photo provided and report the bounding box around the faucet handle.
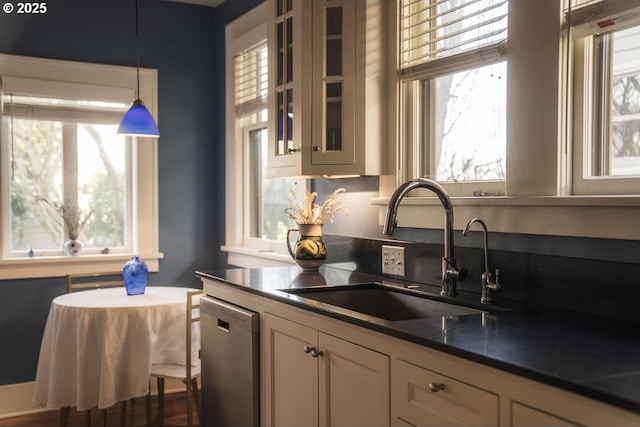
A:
[487,268,501,293]
[451,266,468,281]
[481,268,502,304]
[444,258,467,281]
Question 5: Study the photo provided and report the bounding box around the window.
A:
[224,4,298,267]
[0,54,161,279]
[2,91,130,256]
[246,125,295,243]
[569,0,640,194]
[399,0,508,195]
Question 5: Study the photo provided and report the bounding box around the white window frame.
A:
[0,54,162,279]
[222,3,297,268]
[378,0,640,241]
[568,0,640,195]
[398,0,509,197]
[1,83,134,257]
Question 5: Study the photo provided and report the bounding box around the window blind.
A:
[2,101,124,125]
[399,0,508,80]
[1,92,128,125]
[1,76,130,124]
[565,0,640,38]
[234,40,268,117]
[0,76,134,104]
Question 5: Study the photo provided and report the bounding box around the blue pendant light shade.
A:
[118,99,159,137]
[118,0,159,138]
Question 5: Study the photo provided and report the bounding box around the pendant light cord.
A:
[135,0,141,100]
[118,0,159,136]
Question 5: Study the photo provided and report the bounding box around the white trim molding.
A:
[0,54,162,279]
[373,195,640,240]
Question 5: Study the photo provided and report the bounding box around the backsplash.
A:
[324,232,640,323]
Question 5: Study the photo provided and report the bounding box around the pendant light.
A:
[118,0,159,137]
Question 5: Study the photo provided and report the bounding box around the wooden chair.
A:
[61,271,126,427]
[146,290,204,427]
[65,271,123,294]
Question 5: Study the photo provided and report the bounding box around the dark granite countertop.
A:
[196,263,640,415]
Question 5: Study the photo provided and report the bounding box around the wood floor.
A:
[0,392,199,427]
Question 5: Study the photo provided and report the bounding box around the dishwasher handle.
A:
[201,295,259,333]
[217,318,230,333]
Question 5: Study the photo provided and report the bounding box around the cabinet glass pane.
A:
[325,7,342,77]
[285,0,291,12]
[286,17,293,84]
[276,0,282,17]
[326,40,342,76]
[286,88,294,152]
[326,7,342,36]
[326,82,342,151]
[277,91,285,155]
[277,21,284,86]
[326,82,342,98]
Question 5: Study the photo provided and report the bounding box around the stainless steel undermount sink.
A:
[281,283,484,322]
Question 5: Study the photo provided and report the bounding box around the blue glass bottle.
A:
[123,256,148,295]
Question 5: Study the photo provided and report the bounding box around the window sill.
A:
[221,245,295,269]
[0,252,164,280]
[371,194,640,207]
[371,195,640,240]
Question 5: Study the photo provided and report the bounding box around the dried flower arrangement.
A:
[286,183,348,225]
[37,197,92,240]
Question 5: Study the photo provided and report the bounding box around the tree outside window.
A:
[3,94,129,256]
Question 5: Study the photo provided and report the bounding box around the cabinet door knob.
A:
[303,345,314,353]
[287,148,298,154]
[428,382,445,392]
[312,146,320,152]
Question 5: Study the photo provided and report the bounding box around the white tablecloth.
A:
[33,286,200,410]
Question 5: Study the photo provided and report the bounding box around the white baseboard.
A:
[0,380,187,420]
[0,382,45,418]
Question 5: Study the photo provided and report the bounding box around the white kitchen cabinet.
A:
[263,312,317,427]
[501,366,639,427]
[395,359,499,427]
[511,402,583,427]
[394,341,640,427]
[263,312,390,427]
[505,385,640,427]
[267,0,385,177]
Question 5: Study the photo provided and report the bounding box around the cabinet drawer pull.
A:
[428,382,445,392]
[303,346,324,357]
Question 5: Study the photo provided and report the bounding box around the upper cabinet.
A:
[267,0,386,177]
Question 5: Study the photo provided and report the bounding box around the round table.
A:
[33,286,200,410]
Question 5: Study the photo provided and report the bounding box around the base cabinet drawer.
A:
[396,359,498,427]
[511,402,583,427]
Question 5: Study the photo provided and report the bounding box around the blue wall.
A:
[0,0,262,386]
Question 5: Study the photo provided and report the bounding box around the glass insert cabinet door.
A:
[275,8,293,157]
[267,0,383,177]
[269,0,308,173]
[311,0,356,166]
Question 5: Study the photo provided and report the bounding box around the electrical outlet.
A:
[382,245,405,276]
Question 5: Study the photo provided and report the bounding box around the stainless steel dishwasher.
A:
[200,295,259,427]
